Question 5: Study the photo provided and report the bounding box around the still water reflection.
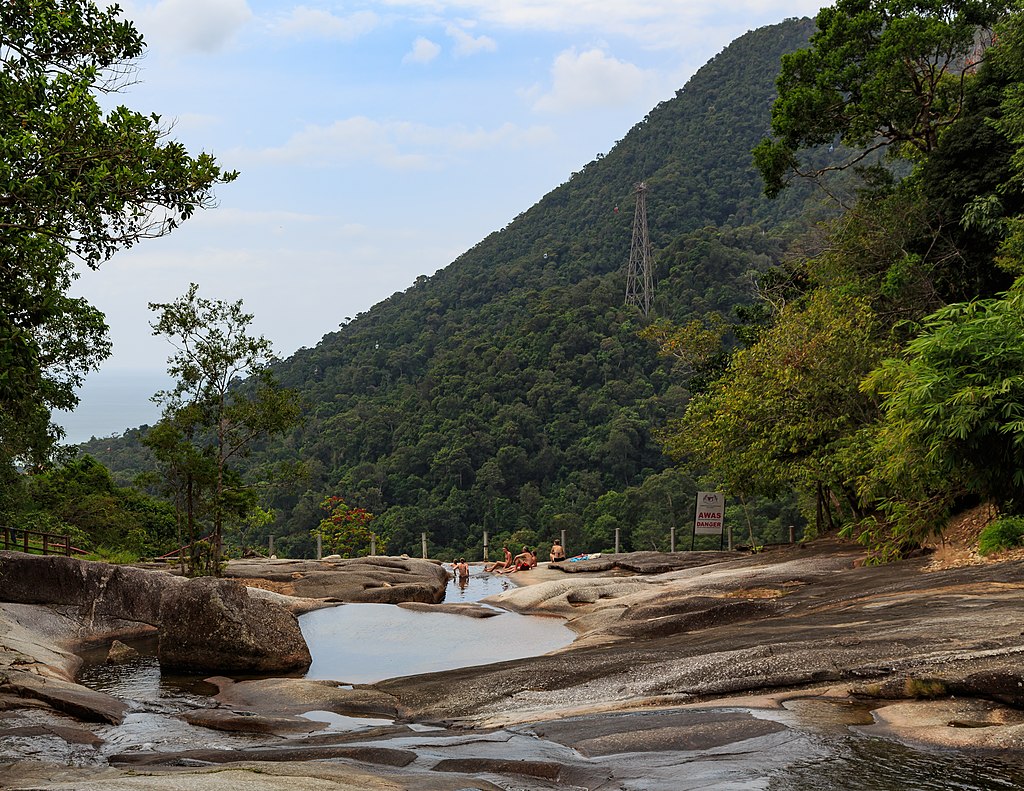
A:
[300,567,574,684]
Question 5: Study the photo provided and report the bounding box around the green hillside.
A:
[86,18,825,559]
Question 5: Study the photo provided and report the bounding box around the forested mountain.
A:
[86,18,826,559]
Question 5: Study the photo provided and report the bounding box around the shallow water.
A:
[767,734,1024,790]
[57,572,1024,786]
[301,569,574,684]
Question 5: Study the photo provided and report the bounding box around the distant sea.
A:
[53,369,172,446]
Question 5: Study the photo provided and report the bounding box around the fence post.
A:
[561,529,567,558]
[789,524,795,543]
[670,526,676,553]
[269,535,275,557]
[614,527,620,554]
[316,531,322,560]
[483,530,488,562]
[370,533,376,556]
[421,532,428,559]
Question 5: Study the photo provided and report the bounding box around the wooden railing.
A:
[1,527,86,557]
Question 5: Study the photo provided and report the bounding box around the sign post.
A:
[692,491,726,550]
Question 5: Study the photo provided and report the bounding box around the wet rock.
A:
[112,744,418,767]
[180,708,330,734]
[157,577,311,674]
[950,670,1024,707]
[397,602,502,618]
[206,676,400,720]
[5,669,128,725]
[105,640,139,664]
[528,708,784,755]
[431,758,560,779]
[0,723,104,746]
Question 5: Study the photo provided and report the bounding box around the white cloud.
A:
[271,7,379,40]
[531,48,656,113]
[403,36,442,64]
[125,0,253,53]
[251,116,554,170]
[376,0,825,49]
[445,23,496,56]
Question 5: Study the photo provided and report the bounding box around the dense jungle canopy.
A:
[14,0,1024,565]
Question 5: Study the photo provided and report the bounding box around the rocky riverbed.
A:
[3,542,1024,789]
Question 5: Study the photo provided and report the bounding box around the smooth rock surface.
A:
[157,576,310,673]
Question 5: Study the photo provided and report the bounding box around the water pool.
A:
[300,566,574,683]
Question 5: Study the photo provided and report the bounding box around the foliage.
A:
[977,515,1024,554]
[148,284,301,572]
[660,290,889,525]
[864,278,1024,513]
[314,496,379,558]
[0,0,235,476]
[754,0,1013,196]
[21,454,175,557]
[86,19,824,560]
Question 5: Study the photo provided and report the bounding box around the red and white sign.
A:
[694,491,725,535]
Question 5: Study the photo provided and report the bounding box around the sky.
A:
[56,0,826,442]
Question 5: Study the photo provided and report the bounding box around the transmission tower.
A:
[624,181,654,316]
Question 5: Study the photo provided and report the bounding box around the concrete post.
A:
[421,532,428,559]
[370,533,376,556]
[670,526,675,553]
[269,535,274,557]
[316,531,322,561]
[561,529,567,557]
[615,527,620,554]
[483,530,489,562]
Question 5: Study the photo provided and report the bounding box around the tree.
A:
[0,0,236,471]
[149,284,301,572]
[754,0,1012,197]
[314,496,379,558]
[864,277,1024,514]
[659,289,889,529]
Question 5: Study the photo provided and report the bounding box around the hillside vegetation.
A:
[82,18,826,559]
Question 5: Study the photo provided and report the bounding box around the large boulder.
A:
[0,552,311,675]
[0,551,173,626]
[157,576,311,674]
[223,556,449,603]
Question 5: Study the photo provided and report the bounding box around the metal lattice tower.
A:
[624,181,654,316]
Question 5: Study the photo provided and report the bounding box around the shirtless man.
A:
[484,545,512,573]
[501,546,536,574]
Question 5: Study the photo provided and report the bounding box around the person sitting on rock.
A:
[485,545,512,573]
[502,546,536,573]
[550,539,566,563]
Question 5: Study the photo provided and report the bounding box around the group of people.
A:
[449,539,569,581]
[484,544,536,574]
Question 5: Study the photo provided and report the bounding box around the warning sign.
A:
[694,491,725,535]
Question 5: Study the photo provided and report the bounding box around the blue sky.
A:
[59,0,825,441]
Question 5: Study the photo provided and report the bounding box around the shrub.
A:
[977,517,1024,556]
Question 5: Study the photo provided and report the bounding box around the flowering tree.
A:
[314,496,380,558]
